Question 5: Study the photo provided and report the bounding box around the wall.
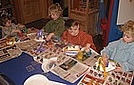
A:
[117,0,134,25]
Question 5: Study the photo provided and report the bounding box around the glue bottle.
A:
[78,50,83,60]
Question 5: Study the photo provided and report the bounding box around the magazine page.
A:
[51,55,89,83]
[77,68,106,85]
[77,67,134,85]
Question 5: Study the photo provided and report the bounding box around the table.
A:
[0,52,80,85]
[0,31,133,85]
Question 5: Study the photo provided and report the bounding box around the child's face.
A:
[5,20,12,27]
[123,32,134,43]
[49,12,59,20]
[68,25,79,36]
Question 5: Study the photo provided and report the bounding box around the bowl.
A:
[41,59,56,73]
[23,74,49,85]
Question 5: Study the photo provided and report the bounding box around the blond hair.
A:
[120,20,134,37]
[48,3,63,16]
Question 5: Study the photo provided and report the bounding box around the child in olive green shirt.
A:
[42,3,65,41]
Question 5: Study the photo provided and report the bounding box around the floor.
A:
[25,18,50,29]
[25,18,103,53]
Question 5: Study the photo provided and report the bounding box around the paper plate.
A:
[95,60,116,72]
[24,74,66,85]
[65,51,79,56]
[41,59,56,73]
[23,74,49,85]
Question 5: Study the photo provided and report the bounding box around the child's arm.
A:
[100,42,116,59]
[2,27,9,38]
[61,31,69,45]
[46,33,54,41]
[12,29,21,33]
[102,51,123,72]
[119,53,134,72]
[114,67,123,72]
[81,32,97,51]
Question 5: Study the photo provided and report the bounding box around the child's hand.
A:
[46,33,54,41]
[114,66,123,72]
[85,43,91,52]
[14,29,23,37]
[102,53,108,66]
[63,40,68,45]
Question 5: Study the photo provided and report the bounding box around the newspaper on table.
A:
[50,54,90,83]
[15,39,41,56]
[0,38,22,63]
[76,48,99,67]
[48,48,100,83]
[77,68,134,85]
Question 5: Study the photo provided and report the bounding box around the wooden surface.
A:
[13,0,50,24]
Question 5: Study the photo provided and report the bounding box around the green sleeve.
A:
[54,20,65,37]
[42,21,52,33]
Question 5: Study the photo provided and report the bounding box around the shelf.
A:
[70,10,87,14]
[70,8,98,14]
[68,0,99,36]
[0,5,13,11]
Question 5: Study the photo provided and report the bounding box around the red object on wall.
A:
[101,0,114,46]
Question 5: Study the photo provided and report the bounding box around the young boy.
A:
[61,19,97,52]
[101,20,134,72]
[0,14,24,38]
[42,3,65,41]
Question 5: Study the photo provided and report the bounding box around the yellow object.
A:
[98,57,108,80]
[6,37,15,46]
[78,50,83,60]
